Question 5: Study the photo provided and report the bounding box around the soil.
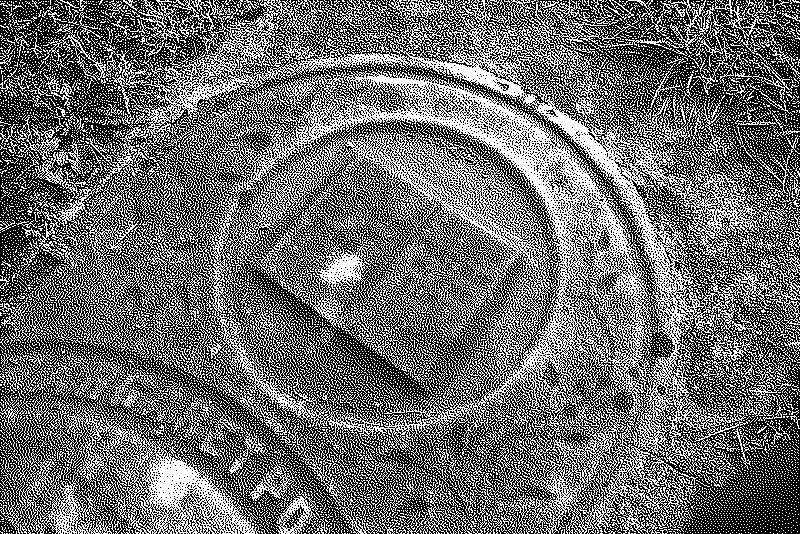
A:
[3,1,798,531]
[160,2,800,530]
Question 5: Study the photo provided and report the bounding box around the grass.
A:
[2,0,797,282]
[0,0,264,321]
[562,0,800,515]
[0,0,797,506]
[569,0,800,202]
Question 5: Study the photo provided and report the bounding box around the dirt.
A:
[185,2,800,530]
[4,0,798,531]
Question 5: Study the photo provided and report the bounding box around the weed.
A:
[569,0,800,199]
[0,0,261,316]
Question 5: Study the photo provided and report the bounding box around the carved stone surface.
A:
[1,56,677,534]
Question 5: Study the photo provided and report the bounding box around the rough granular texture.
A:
[266,155,521,386]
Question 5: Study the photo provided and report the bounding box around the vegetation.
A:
[570,0,800,201]
[2,0,797,280]
[0,0,797,527]
[0,0,262,317]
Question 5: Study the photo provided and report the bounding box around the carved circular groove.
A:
[209,57,673,438]
[0,342,352,534]
[0,54,678,534]
[220,118,560,428]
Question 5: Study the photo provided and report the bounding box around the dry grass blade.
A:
[569,0,800,200]
[695,415,798,443]
[736,427,749,465]
[0,0,267,325]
